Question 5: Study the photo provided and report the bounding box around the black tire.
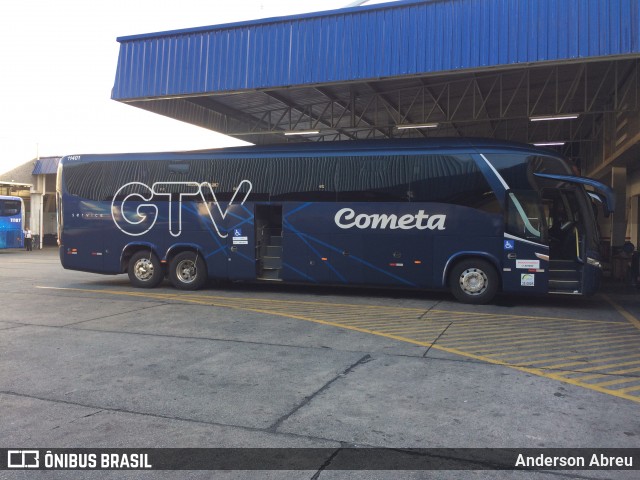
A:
[169,251,207,290]
[449,259,499,304]
[128,250,163,288]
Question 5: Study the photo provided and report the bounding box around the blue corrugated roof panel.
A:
[32,157,60,175]
[112,0,640,100]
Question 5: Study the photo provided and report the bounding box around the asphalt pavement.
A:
[0,247,638,479]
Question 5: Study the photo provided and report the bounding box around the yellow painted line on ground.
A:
[438,326,554,339]
[444,315,624,326]
[36,286,640,404]
[478,334,638,356]
[551,359,640,373]
[562,367,640,382]
[457,335,634,355]
[374,327,449,336]
[457,324,630,341]
[440,324,609,341]
[591,377,640,388]
[333,318,425,327]
[472,335,638,361]
[499,342,640,362]
[531,360,593,369]
[614,385,640,394]
[182,293,428,314]
[179,299,440,347]
[422,344,640,404]
[446,329,612,350]
[39,287,441,347]
[57,286,426,316]
[523,352,640,367]
[600,294,640,331]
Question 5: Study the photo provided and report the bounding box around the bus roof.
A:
[60,138,563,164]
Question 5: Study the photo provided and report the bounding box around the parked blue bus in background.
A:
[57,139,614,304]
[0,195,24,250]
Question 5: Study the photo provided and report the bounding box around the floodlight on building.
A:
[284,129,320,136]
[530,114,579,122]
[395,123,439,130]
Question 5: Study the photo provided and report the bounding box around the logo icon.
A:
[7,450,39,468]
[234,229,242,237]
[504,240,515,250]
[520,274,535,287]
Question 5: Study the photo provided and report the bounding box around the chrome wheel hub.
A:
[459,268,488,295]
[176,259,197,283]
[134,258,154,281]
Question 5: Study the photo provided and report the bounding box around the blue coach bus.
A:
[56,139,614,304]
[0,195,24,250]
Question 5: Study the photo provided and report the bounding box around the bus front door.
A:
[502,191,550,295]
[545,190,588,295]
[254,205,283,282]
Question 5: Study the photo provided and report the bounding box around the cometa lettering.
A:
[334,208,446,231]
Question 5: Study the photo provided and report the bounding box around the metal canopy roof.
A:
[32,157,61,175]
[112,0,640,174]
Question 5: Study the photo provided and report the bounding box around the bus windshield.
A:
[0,200,21,216]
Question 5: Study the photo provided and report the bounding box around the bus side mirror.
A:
[587,192,611,218]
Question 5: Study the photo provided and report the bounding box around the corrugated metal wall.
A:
[112,0,640,100]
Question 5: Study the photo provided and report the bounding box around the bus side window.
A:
[271,157,337,202]
[335,155,409,202]
[101,161,150,201]
[506,191,546,242]
[64,162,106,200]
[408,154,497,209]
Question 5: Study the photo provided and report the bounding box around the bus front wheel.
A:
[128,250,163,288]
[169,251,207,290]
[449,259,498,304]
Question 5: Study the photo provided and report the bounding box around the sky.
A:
[0,0,395,174]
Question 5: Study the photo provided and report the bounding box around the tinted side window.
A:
[271,157,337,202]
[409,154,498,210]
[336,155,410,202]
[105,161,152,200]
[64,162,106,201]
[213,158,269,202]
[65,158,268,202]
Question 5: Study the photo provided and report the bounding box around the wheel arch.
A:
[442,252,502,290]
[120,242,161,273]
[165,243,207,266]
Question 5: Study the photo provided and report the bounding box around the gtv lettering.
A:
[334,208,446,230]
[111,180,252,238]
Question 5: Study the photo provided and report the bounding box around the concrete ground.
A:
[0,247,638,479]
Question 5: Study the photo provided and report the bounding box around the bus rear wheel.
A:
[449,259,498,304]
[169,251,207,290]
[128,250,163,288]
